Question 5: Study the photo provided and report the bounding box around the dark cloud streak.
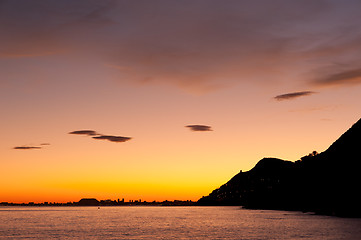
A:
[92,135,132,143]
[69,129,132,143]
[13,146,42,150]
[312,68,361,87]
[274,91,316,101]
[68,130,99,136]
[186,125,213,132]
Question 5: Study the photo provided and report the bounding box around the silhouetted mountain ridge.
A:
[323,118,361,160]
[198,118,361,217]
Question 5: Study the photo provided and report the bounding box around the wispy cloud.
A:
[13,142,51,150]
[3,1,361,93]
[69,130,132,143]
[1,1,361,93]
[13,146,42,150]
[312,67,361,87]
[274,91,316,101]
[92,135,132,143]
[288,105,338,113]
[186,125,213,132]
[68,130,98,136]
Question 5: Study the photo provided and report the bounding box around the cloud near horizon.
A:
[69,130,131,143]
[2,0,361,92]
[186,125,213,132]
[13,142,51,150]
[92,135,132,143]
[274,91,317,101]
[13,146,42,150]
[68,130,99,136]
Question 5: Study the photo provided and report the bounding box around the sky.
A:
[1,0,361,203]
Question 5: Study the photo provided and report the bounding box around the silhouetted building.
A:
[77,198,99,206]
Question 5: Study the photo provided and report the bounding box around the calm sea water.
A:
[0,206,361,239]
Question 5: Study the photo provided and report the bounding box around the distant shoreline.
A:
[0,199,196,207]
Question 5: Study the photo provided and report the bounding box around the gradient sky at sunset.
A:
[1,0,361,203]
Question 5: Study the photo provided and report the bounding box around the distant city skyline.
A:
[0,197,195,207]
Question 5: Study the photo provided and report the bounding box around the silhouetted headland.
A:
[198,118,361,217]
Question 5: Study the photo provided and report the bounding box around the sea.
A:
[0,206,361,239]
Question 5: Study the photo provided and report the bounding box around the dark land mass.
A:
[198,118,361,217]
[75,198,195,206]
[0,198,195,207]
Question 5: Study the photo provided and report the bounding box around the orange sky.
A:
[1,0,361,203]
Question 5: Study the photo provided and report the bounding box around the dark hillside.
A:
[198,118,361,217]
